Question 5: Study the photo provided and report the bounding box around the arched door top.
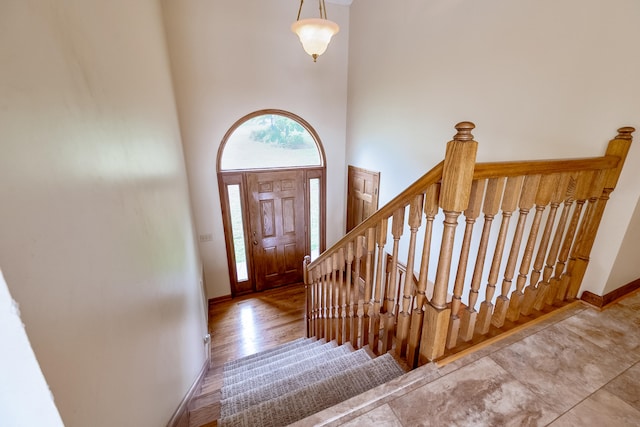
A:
[217,109,326,172]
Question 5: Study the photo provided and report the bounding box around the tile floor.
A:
[294,290,640,426]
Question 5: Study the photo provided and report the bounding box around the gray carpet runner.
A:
[223,339,329,382]
[222,337,312,372]
[218,339,406,427]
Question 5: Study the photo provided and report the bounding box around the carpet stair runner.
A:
[218,338,406,427]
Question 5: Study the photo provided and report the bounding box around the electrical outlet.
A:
[199,233,213,242]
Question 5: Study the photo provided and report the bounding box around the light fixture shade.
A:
[291,18,339,61]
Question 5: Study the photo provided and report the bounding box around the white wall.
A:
[346,0,640,296]
[162,0,350,298]
[0,271,64,427]
[604,196,640,294]
[0,1,207,426]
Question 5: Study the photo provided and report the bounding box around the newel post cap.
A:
[616,126,635,140]
[453,122,476,142]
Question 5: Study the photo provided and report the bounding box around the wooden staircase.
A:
[303,121,635,368]
[217,338,405,426]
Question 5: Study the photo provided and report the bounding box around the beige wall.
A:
[605,197,640,294]
[0,1,207,426]
[162,0,350,298]
[0,271,64,426]
[346,0,640,296]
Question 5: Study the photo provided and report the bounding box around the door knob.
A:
[253,240,258,245]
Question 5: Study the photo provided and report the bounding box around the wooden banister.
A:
[306,163,445,271]
[303,122,634,370]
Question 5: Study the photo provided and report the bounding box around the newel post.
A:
[419,122,478,364]
[567,126,635,299]
[303,255,312,338]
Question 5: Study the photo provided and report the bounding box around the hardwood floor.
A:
[188,284,307,427]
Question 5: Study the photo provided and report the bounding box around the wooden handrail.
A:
[307,161,445,270]
[473,155,620,179]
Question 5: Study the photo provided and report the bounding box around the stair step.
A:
[223,338,325,376]
[223,340,337,387]
[218,352,405,427]
[221,343,352,400]
[222,337,314,373]
[220,347,373,418]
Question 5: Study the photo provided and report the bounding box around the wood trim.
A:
[216,109,327,173]
[580,277,640,308]
[166,357,210,427]
[208,294,233,307]
[308,162,445,270]
[473,155,620,179]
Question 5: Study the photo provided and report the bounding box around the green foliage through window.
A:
[248,115,307,149]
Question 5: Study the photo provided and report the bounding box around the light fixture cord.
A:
[297,0,329,21]
[296,0,304,21]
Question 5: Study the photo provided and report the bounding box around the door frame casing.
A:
[216,109,327,297]
[218,167,326,296]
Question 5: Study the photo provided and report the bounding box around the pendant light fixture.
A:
[291,0,339,62]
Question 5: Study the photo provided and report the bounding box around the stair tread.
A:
[220,347,372,418]
[219,352,405,427]
[222,337,315,372]
[223,340,337,386]
[221,343,352,400]
[223,338,325,376]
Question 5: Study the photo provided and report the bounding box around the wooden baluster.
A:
[566,127,634,298]
[553,171,593,303]
[313,269,321,337]
[394,269,404,329]
[407,184,439,368]
[303,255,312,337]
[319,261,327,339]
[326,257,334,340]
[383,209,405,353]
[507,174,556,321]
[460,177,505,341]
[447,179,486,349]
[336,249,345,344]
[361,227,376,347]
[521,173,569,314]
[344,242,354,347]
[371,218,389,354]
[325,258,332,341]
[476,176,523,334]
[382,255,392,315]
[352,235,365,348]
[492,175,540,327]
[419,122,478,363]
[563,171,606,300]
[540,176,577,307]
[396,194,424,357]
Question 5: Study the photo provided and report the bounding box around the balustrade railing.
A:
[303,122,634,368]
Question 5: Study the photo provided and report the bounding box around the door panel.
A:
[248,170,306,291]
[347,166,380,232]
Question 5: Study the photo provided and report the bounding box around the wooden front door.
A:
[346,166,380,232]
[247,170,306,291]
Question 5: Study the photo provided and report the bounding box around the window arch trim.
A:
[216,109,327,172]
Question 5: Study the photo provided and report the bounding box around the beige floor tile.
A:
[554,306,640,363]
[489,324,633,413]
[388,357,559,426]
[605,361,640,411]
[547,389,640,427]
[339,404,403,427]
[617,290,640,309]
